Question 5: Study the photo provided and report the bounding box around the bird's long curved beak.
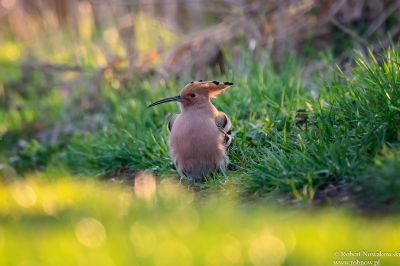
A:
[147,95,181,108]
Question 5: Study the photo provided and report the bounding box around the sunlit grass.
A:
[0,175,400,266]
[1,47,399,208]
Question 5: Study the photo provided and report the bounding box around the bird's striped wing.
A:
[215,112,232,146]
[168,114,178,132]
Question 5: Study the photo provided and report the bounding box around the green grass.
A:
[1,175,400,266]
[63,48,399,205]
[1,47,400,208]
[358,146,400,211]
[246,49,400,198]
[64,55,309,176]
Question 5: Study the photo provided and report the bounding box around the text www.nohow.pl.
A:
[333,259,380,265]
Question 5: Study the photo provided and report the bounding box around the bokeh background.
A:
[1,0,399,76]
[1,1,400,265]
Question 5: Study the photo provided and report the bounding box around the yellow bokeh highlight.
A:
[11,183,36,208]
[0,41,21,61]
[249,232,287,266]
[134,171,156,201]
[41,194,58,216]
[75,218,107,248]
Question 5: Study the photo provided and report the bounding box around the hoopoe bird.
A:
[148,80,233,179]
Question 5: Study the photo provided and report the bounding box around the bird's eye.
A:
[190,93,196,97]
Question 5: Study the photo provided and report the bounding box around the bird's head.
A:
[148,80,233,109]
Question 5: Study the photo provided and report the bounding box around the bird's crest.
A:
[148,80,233,108]
[181,80,233,97]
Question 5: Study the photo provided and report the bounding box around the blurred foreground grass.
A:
[1,174,400,266]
